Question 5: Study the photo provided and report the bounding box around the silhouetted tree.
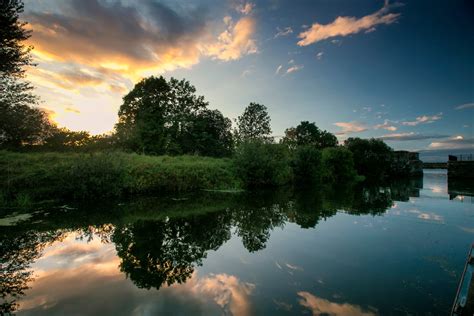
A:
[344,137,393,180]
[0,0,34,76]
[281,121,337,149]
[180,109,233,157]
[235,102,272,143]
[0,0,53,148]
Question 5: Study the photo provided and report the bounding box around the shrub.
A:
[56,153,126,199]
[292,146,322,184]
[321,147,358,184]
[233,142,292,187]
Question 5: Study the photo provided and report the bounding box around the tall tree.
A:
[116,76,233,156]
[0,0,34,76]
[235,102,272,143]
[0,0,52,148]
[281,121,337,149]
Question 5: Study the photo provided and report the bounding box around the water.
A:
[1,170,473,315]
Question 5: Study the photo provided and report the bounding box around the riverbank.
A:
[0,151,237,203]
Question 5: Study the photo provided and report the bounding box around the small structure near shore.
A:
[448,155,474,180]
[392,151,423,176]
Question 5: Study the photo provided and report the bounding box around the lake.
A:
[1,169,473,315]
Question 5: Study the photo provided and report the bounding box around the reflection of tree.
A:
[112,212,232,290]
[232,191,288,252]
[0,229,63,314]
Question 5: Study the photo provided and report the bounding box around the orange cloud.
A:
[297,1,401,46]
[298,291,376,316]
[205,16,258,61]
[334,121,368,135]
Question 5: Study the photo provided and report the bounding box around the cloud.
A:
[455,102,474,110]
[274,26,293,38]
[334,121,368,134]
[401,113,442,126]
[378,132,450,141]
[316,52,324,60]
[286,64,303,74]
[297,1,401,46]
[235,2,255,15]
[428,136,474,150]
[275,65,283,75]
[196,273,255,316]
[206,16,258,61]
[298,291,376,316]
[374,119,397,131]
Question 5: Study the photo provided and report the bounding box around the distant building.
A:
[392,151,423,176]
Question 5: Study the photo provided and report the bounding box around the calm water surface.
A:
[1,169,473,315]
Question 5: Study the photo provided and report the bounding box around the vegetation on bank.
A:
[1,0,411,204]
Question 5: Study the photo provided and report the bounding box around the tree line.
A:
[1,0,397,183]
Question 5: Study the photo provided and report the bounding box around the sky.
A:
[22,0,473,154]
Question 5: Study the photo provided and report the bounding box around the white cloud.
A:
[334,121,368,134]
[275,65,283,75]
[274,26,293,38]
[428,136,474,150]
[297,1,401,46]
[374,119,397,131]
[379,132,450,141]
[401,113,442,126]
[286,64,303,74]
[235,2,255,15]
[455,102,474,110]
[316,51,324,60]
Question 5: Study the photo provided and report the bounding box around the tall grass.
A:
[0,151,236,201]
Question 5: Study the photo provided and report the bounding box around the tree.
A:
[0,0,52,149]
[281,121,337,149]
[115,76,232,155]
[235,102,272,143]
[180,109,233,157]
[344,137,393,180]
[0,0,34,76]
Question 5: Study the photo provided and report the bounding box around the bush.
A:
[321,147,358,183]
[344,137,393,180]
[292,146,322,184]
[233,142,292,187]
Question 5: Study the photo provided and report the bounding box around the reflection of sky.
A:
[15,171,474,315]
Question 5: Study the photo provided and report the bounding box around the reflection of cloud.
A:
[417,213,443,222]
[298,291,376,316]
[285,263,303,271]
[297,1,401,46]
[18,232,254,316]
[196,274,255,316]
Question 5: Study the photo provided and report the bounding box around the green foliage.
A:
[321,147,358,183]
[344,137,393,180]
[235,102,272,143]
[282,121,338,149]
[0,151,236,200]
[233,142,292,187]
[292,145,322,184]
[115,76,232,156]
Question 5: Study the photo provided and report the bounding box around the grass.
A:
[0,151,238,201]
